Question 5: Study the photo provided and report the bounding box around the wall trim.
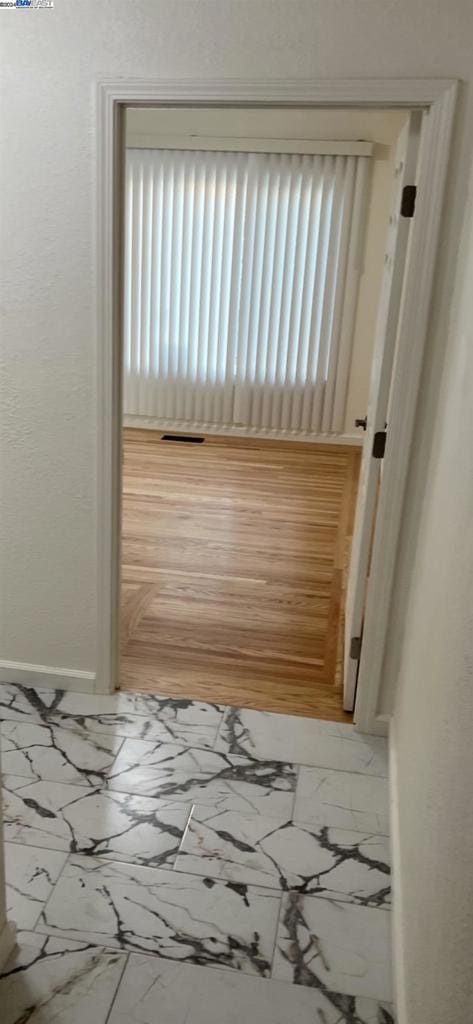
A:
[389,723,408,1024]
[0,661,97,693]
[96,77,457,705]
[123,415,364,447]
[127,134,373,157]
[0,922,16,971]
[354,79,457,731]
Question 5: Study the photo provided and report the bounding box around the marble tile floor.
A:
[0,682,394,1023]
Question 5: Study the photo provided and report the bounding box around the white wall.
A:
[1,0,472,679]
[125,106,407,439]
[389,164,473,1024]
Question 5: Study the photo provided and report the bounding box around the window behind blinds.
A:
[123,146,369,435]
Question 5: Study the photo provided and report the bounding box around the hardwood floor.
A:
[120,429,360,721]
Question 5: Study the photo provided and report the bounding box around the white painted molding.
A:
[389,725,407,1024]
[127,135,373,156]
[0,661,97,693]
[98,77,456,106]
[354,79,458,732]
[123,415,364,447]
[0,922,16,971]
[96,77,457,701]
[96,81,125,695]
[358,713,389,738]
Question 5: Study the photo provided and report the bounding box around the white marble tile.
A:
[38,854,281,976]
[4,843,68,929]
[0,682,223,747]
[0,719,123,786]
[176,807,390,906]
[107,739,297,814]
[108,953,395,1024]
[0,930,127,1024]
[1,716,123,786]
[3,775,191,867]
[273,892,393,1001]
[216,707,388,774]
[2,774,34,793]
[294,767,390,834]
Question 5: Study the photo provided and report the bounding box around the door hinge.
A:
[349,635,362,661]
[372,430,387,459]
[400,185,417,218]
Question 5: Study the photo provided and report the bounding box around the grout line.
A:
[6,893,47,936]
[2,760,389,786]
[104,951,130,1024]
[171,802,195,867]
[107,732,126,768]
[11,719,225,753]
[5,838,187,869]
[290,766,300,819]
[1,749,388,789]
[286,761,389,778]
[268,892,284,980]
[29,850,70,934]
[211,706,229,750]
[94,941,389,1003]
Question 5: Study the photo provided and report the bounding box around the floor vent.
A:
[161,434,205,444]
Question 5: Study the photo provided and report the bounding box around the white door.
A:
[343,113,422,712]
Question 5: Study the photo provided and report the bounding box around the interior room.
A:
[1,7,472,1023]
[119,106,407,720]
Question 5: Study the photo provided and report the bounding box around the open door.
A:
[343,113,422,712]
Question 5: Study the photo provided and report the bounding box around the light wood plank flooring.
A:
[120,429,360,721]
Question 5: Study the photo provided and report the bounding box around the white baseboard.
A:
[123,415,363,447]
[353,712,389,736]
[0,921,17,971]
[0,661,97,693]
[389,723,407,1024]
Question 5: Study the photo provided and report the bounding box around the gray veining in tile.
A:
[1,719,123,786]
[0,682,223,747]
[176,806,390,906]
[273,891,393,1001]
[216,706,388,774]
[0,931,127,1024]
[5,843,68,929]
[294,766,390,834]
[107,739,297,815]
[108,954,395,1024]
[3,775,190,867]
[38,854,281,976]
[0,682,393,1020]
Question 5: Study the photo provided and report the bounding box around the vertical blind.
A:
[124,146,369,435]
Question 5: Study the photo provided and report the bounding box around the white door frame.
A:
[96,77,457,733]
[343,113,422,714]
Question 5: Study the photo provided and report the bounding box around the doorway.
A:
[95,79,454,737]
[119,104,404,721]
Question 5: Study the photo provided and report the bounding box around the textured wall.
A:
[390,163,473,1024]
[1,0,473,673]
